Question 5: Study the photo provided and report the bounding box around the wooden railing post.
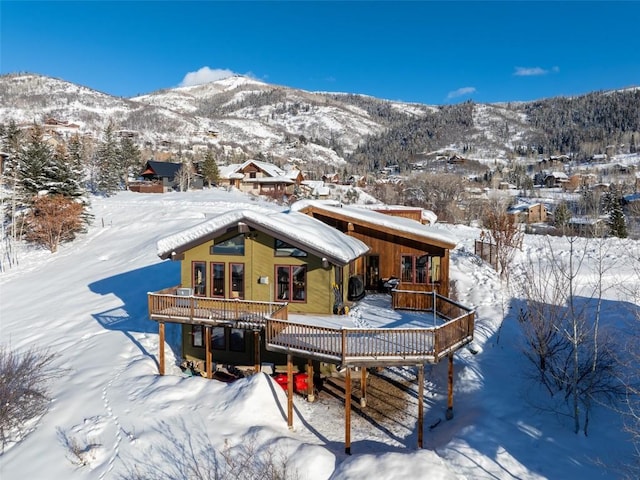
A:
[446,353,454,420]
[345,366,352,455]
[341,329,347,365]
[418,364,424,449]
[254,330,261,373]
[158,322,165,376]
[307,359,315,402]
[287,354,294,430]
[360,367,367,408]
[205,326,212,379]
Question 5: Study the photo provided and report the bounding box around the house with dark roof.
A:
[140,160,203,191]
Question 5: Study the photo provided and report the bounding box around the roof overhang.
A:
[157,209,369,266]
[293,201,457,250]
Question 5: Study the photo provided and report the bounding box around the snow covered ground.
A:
[1,189,638,479]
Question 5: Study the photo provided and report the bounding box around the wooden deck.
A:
[148,287,474,367]
[148,289,288,328]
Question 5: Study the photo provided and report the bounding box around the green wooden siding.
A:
[181,230,340,315]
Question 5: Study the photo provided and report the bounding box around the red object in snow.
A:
[272,373,309,393]
[294,372,309,392]
[273,373,288,390]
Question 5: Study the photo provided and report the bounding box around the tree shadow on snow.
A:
[88,261,181,367]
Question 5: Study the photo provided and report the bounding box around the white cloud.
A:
[179,67,236,87]
[514,66,549,76]
[447,87,476,99]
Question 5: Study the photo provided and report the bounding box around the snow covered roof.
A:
[507,202,542,213]
[291,200,457,249]
[142,160,182,178]
[157,208,369,266]
[240,159,286,177]
[346,203,439,225]
[243,176,295,185]
[218,163,244,179]
[548,171,569,180]
[219,160,300,182]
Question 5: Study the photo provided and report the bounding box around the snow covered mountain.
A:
[0,73,390,167]
[1,72,638,172]
[0,72,523,167]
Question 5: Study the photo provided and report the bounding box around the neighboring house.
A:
[623,192,640,205]
[354,204,438,225]
[322,172,340,184]
[567,173,597,191]
[154,208,369,367]
[543,171,569,188]
[591,183,611,195]
[293,201,456,296]
[507,203,547,224]
[347,175,366,187]
[300,180,331,199]
[219,160,303,199]
[140,160,204,191]
[569,216,606,236]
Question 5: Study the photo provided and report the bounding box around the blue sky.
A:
[1,1,638,105]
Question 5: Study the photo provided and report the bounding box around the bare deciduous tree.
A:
[119,420,300,480]
[481,201,523,280]
[516,237,626,435]
[0,346,61,452]
[176,161,195,192]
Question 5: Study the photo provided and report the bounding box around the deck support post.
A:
[446,353,454,420]
[345,366,352,455]
[254,330,261,374]
[205,326,212,379]
[418,364,424,448]
[158,322,165,375]
[287,354,294,430]
[306,359,315,402]
[360,367,367,408]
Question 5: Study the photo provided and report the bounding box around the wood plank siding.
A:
[303,210,451,298]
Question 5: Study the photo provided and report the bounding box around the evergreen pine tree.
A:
[602,188,628,238]
[94,122,121,195]
[67,134,88,198]
[117,135,141,188]
[607,196,627,238]
[554,201,572,234]
[18,124,52,202]
[1,121,23,178]
[202,149,219,187]
[47,141,86,201]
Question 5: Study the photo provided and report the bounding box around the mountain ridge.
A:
[1,72,638,175]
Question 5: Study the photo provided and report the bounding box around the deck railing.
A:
[391,289,471,319]
[149,287,474,365]
[265,307,474,366]
[148,287,287,326]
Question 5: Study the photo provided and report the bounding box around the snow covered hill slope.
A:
[0,189,637,479]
